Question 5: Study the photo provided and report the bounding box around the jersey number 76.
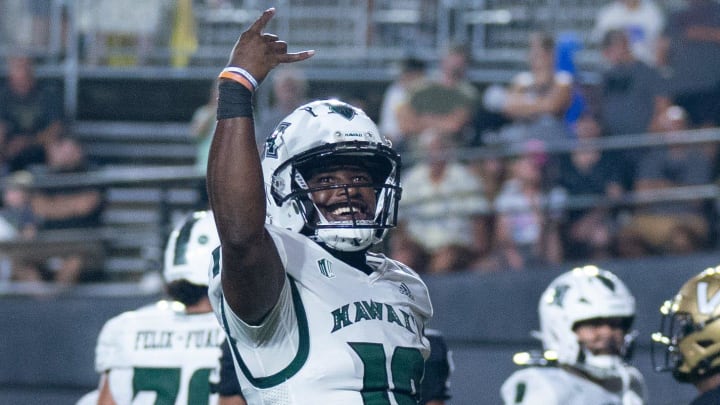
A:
[132,367,214,405]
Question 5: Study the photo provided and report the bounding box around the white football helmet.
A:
[538,265,636,379]
[261,99,402,252]
[652,266,720,383]
[163,210,220,286]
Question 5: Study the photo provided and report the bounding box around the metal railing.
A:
[0,127,717,289]
[0,0,652,117]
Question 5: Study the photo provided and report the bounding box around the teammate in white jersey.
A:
[92,211,225,405]
[652,266,720,405]
[206,8,432,404]
[501,265,647,404]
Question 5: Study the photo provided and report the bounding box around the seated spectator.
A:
[552,112,624,261]
[390,131,491,274]
[486,32,574,145]
[657,0,720,128]
[615,106,713,257]
[471,153,507,204]
[0,53,64,173]
[0,1,54,49]
[592,0,665,66]
[26,136,105,284]
[599,29,671,137]
[396,43,479,155]
[378,56,428,151]
[494,142,563,270]
[188,80,219,208]
[190,80,218,175]
[598,29,672,189]
[254,66,310,153]
[0,171,36,240]
[0,171,39,282]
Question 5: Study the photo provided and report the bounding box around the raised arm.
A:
[207,8,313,324]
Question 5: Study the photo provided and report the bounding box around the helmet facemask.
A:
[270,141,401,252]
[572,316,636,380]
[652,269,720,383]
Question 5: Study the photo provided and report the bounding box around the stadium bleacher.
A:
[0,1,719,404]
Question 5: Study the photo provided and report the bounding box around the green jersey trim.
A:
[220,275,310,389]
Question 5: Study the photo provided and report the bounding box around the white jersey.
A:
[500,365,647,405]
[95,301,225,405]
[209,224,433,404]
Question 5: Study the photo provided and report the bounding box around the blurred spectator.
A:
[0,171,39,282]
[494,142,563,270]
[486,32,574,145]
[27,136,105,283]
[599,29,671,137]
[436,44,480,125]
[555,32,587,127]
[190,80,218,176]
[188,80,219,208]
[552,112,624,261]
[472,154,507,204]
[29,0,53,48]
[615,106,713,257]
[0,0,53,49]
[0,171,36,240]
[0,54,64,173]
[254,66,309,153]
[435,43,480,111]
[598,29,672,189]
[391,131,491,274]
[593,0,665,66]
[378,56,427,150]
[657,0,720,128]
[396,43,479,153]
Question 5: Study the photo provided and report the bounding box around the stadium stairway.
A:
[71,120,205,282]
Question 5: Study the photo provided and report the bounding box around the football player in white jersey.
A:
[92,211,225,405]
[206,8,432,404]
[652,266,720,405]
[501,265,647,404]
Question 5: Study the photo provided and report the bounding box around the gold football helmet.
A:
[652,266,720,383]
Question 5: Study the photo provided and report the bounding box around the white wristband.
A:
[222,67,259,90]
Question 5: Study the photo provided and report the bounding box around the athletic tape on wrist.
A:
[217,80,253,120]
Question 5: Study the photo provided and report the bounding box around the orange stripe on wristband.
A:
[218,71,255,92]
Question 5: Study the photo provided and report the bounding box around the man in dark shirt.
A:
[658,0,720,127]
[0,54,64,172]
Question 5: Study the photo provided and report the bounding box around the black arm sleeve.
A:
[420,331,453,404]
[216,339,243,397]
